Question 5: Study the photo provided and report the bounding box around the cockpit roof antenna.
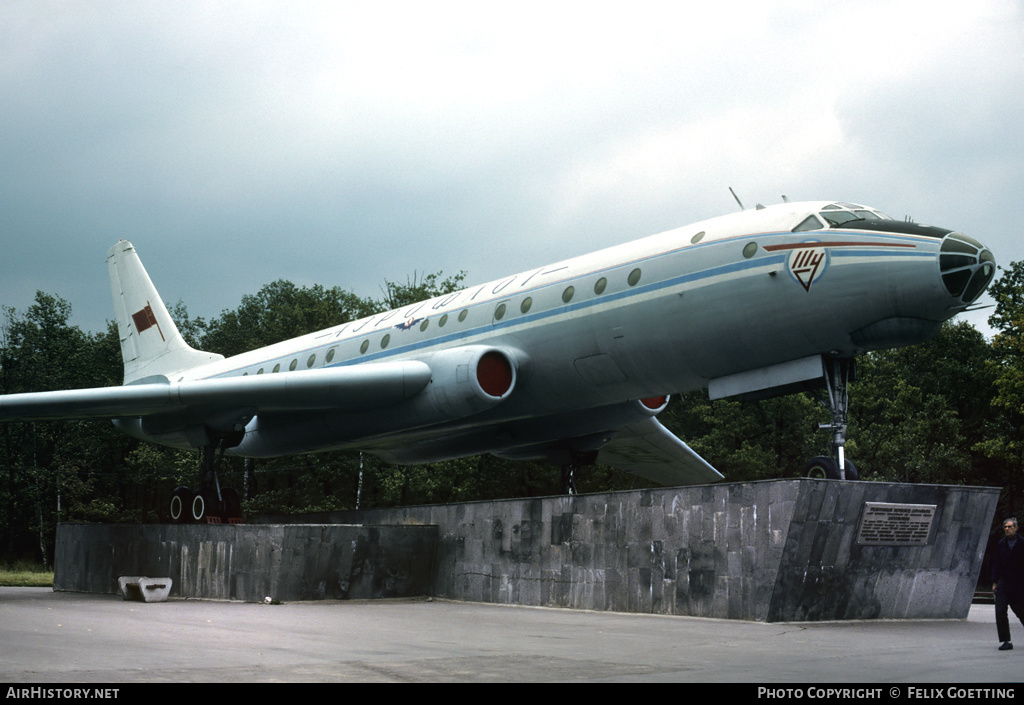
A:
[729,187,745,211]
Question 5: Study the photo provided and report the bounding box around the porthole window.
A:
[562,286,575,303]
[420,319,429,331]
[594,277,607,295]
[273,363,281,373]
[627,268,642,286]
[289,359,298,371]
[439,314,448,327]
[494,303,506,320]
[257,368,265,375]
[458,309,468,322]
[743,242,758,259]
[307,354,316,368]
[360,340,370,354]
[326,348,336,363]
[691,231,705,244]
[243,371,248,376]
[520,297,532,314]
[381,334,390,349]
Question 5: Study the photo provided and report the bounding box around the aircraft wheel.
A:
[804,456,840,480]
[169,486,192,524]
[222,487,242,519]
[843,459,860,481]
[191,488,218,523]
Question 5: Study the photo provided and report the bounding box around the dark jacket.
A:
[992,536,1024,592]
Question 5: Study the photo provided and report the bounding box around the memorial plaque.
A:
[856,502,936,546]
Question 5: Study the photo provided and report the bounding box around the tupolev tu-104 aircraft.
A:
[0,200,997,522]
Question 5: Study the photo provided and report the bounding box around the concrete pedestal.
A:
[55,479,999,621]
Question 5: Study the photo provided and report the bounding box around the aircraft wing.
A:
[599,417,724,485]
[0,361,432,421]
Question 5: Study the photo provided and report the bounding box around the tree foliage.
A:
[201,280,375,357]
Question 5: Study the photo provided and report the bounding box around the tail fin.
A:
[107,240,224,385]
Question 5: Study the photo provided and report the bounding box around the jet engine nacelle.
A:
[636,395,670,416]
[420,345,519,420]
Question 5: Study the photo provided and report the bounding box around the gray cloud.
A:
[1,1,1020,340]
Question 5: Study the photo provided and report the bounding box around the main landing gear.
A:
[803,356,859,481]
[560,449,598,495]
[169,440,244,524]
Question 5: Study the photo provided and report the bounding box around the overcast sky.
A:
[2,1,1022,341]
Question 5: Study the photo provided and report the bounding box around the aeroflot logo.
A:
[787,245,829,292]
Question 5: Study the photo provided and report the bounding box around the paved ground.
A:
[0,587,1019,683]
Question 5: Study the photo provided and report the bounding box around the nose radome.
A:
[939,233,996,304]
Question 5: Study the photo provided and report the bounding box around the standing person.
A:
[992,517,1024,651]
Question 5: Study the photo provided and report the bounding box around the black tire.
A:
[222,487,242,519]
[170,486,192,524]
[804,456,840,480]
[843,459,860,481]
[191,488,219,523]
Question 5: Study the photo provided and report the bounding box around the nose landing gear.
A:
[804,356,859,481]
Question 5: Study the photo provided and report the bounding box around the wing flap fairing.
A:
[599,417,724,485]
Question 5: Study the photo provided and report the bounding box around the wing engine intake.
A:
[422,345,519,420]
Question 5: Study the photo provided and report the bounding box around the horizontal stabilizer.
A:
[0,361,432,421]
[599,417,723,485]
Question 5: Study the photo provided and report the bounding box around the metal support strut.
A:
[812,356,856,481]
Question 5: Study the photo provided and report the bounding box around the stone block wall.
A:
[54,523,437,603]
[288,479,999,621]
[55,479,1000,621]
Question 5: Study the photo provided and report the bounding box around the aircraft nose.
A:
[939,232,996,304]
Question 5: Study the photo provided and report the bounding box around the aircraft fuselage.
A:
[128,200,989,465]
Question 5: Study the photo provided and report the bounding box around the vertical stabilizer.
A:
[107,240,224,384]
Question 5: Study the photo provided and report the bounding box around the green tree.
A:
[849,321,995,484]
[976,261,1024,517]
[201,280,375,357]
[377,271,466,310]
[0,293,133,562]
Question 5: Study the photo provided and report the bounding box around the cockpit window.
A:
[817,203,891,228]
[792,215,825,232]
[822,210,882,227]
